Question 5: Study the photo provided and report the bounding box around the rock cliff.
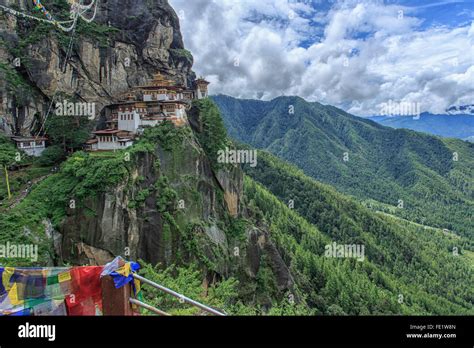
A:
[58,117,293,300]
[0,0,294,305]
[0,0,194,135]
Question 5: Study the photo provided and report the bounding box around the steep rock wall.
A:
[57,128,294,300]
[0,0,194,135]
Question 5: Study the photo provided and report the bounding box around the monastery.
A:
[85,73,210,151]
[11,136,47,157]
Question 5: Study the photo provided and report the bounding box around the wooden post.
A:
[4,165,11,200]
[101,275,134,316]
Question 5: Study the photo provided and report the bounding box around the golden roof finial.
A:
[150,72,171,86]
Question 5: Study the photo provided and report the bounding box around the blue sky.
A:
[170,0,474,115]
[398,0,473,28]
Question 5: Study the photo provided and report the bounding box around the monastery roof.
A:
[196,77,210,85]
[135,72,186,90]
[159,100,188,105]
[12,136,47,142]
[93,129,121,135]
[139,85,184,91]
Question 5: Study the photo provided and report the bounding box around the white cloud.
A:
[170,0,474,115]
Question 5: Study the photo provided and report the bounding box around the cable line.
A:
[0,1,101,139]
[0,0,98,32]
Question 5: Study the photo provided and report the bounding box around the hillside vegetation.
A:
[243,150,473,314]
[212,95,474,240]
[1,99,472,314]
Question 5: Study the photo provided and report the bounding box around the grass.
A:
[0,164,53,203]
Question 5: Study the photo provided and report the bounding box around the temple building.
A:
[195,77,210,99]
[85,130,134,151]
[11,136,47,157]
[85,73,210,151]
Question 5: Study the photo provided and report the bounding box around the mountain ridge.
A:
[367,113,474,141]
[212,94,474,240]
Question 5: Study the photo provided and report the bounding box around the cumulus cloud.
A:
[170,0,474,115]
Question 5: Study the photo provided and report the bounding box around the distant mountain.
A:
[367,113,474,141]
[212,94,474,239]
[447,104,474,115]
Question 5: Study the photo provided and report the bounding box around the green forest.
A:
[212,95,474,240]
[0,96,473,315]
[243,150,473,314]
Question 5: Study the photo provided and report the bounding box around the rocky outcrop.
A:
[0,0,194,135]
[0,0,295,304]
[57,127,293,299]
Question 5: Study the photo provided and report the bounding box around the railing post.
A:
[101,275,134,316]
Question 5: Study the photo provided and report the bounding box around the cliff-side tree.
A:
[192,98,228,166]
[0,138,18,199]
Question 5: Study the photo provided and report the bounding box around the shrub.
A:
[37,145,66,166]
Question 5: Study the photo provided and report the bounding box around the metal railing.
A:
[129,273,226,316]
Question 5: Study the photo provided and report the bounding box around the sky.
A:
[169,0,474,116]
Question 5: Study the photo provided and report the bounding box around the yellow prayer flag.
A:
[8,282,24,306]
[58,271,72,283]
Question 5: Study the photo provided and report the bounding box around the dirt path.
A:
[8,174,51,210]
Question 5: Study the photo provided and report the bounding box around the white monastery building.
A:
[86,73,210,151]
[11,136,47,157]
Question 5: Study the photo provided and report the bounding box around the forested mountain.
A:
[212,95,474,240]
[367,113,474,141]
[1,100,473,315]
[243,151,474,314]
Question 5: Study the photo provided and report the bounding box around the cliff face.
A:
[57,119,293,298]
[0,0,294,304]
[0,0,194,135]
